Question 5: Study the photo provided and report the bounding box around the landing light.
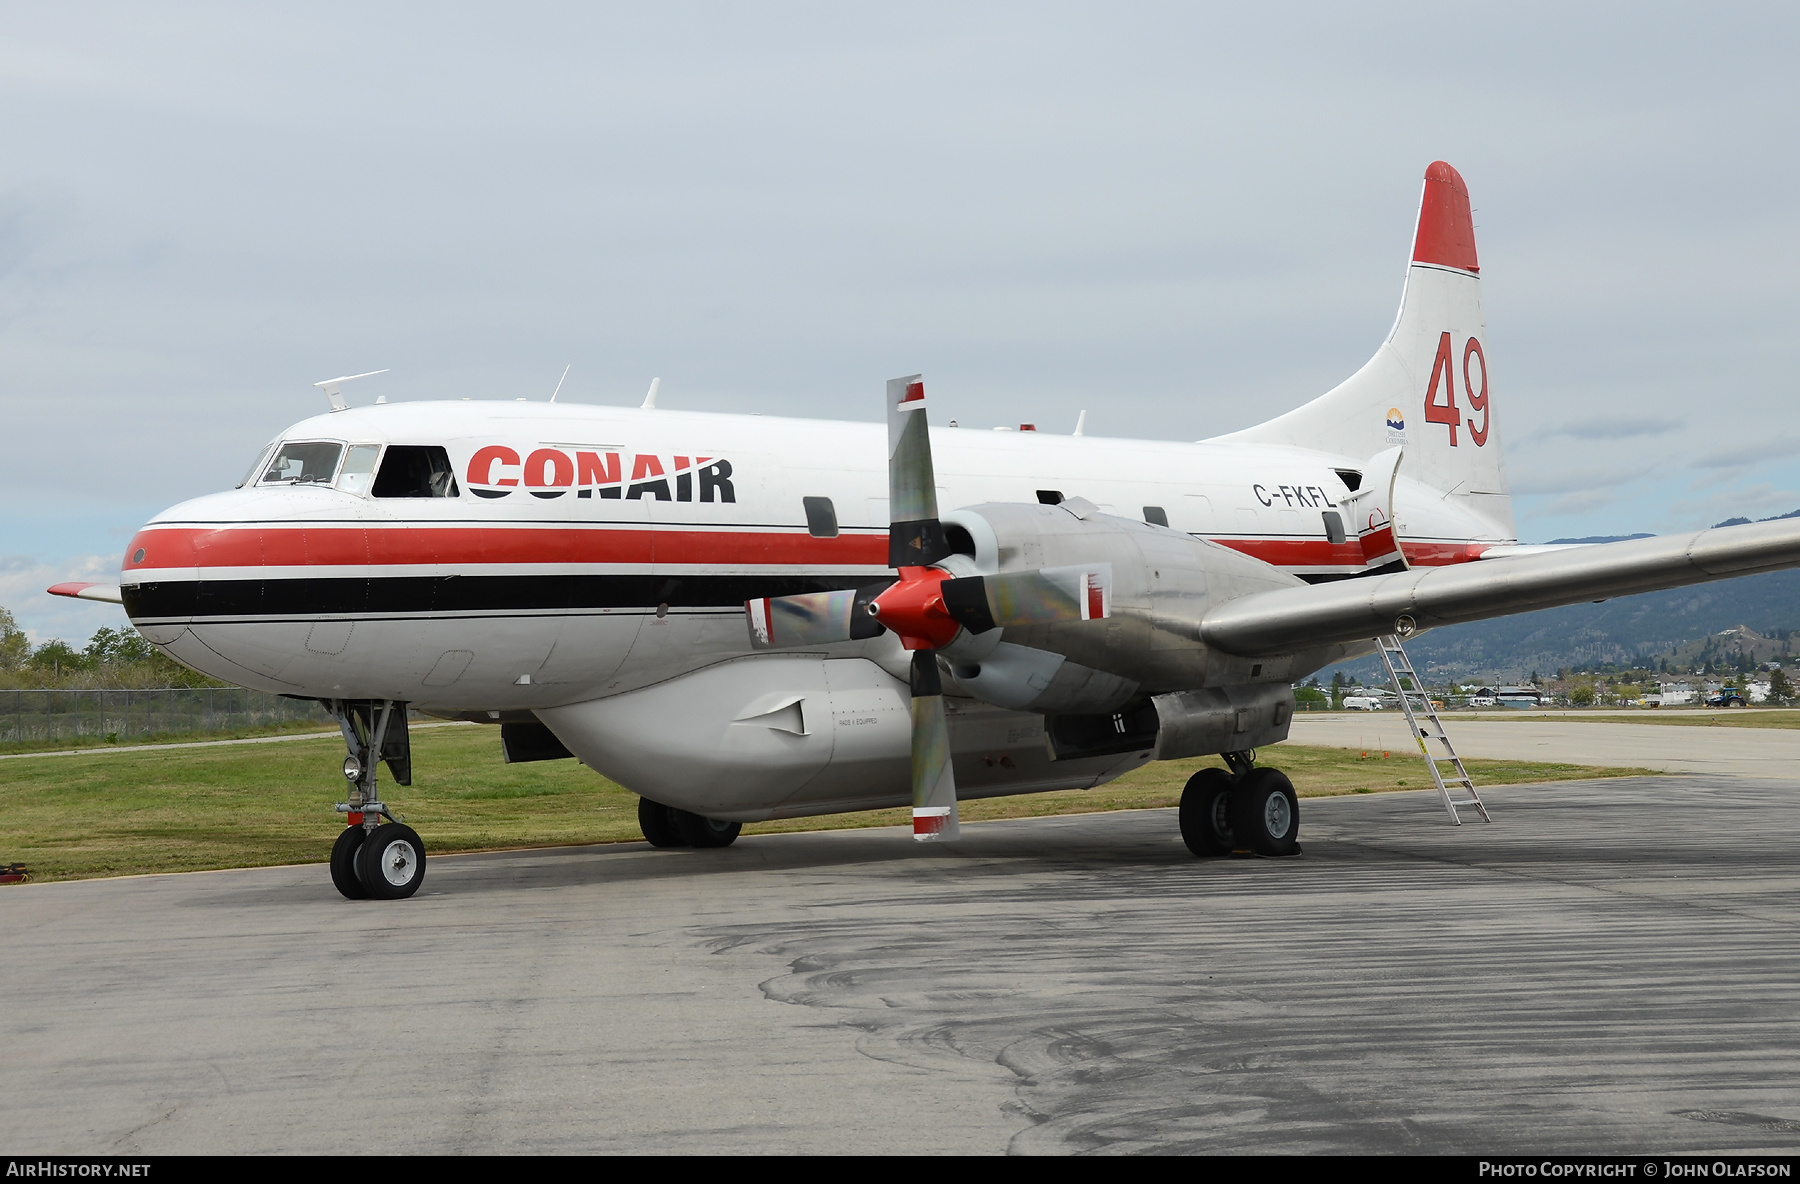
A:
[343,755,362,782]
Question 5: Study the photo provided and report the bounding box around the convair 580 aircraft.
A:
[53,162,1800,900]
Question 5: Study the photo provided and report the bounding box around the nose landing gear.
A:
[1179,750,1300,859]
[327,699,426,900]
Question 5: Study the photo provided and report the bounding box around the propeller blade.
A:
[938,564,1113,633]
[908,650,960,842]
[745,589,860,648]
[886,374,951,569]
[746,584,894,648]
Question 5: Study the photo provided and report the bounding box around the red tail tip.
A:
[1411,161,1479,274]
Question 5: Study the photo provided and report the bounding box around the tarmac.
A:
[4,762,1800,1153]
[1290,712,1800,780]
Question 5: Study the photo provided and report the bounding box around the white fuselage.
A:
[123,399,1509,713]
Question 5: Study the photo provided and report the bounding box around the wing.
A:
[47,582,125,605]
[1199,517,1800,656]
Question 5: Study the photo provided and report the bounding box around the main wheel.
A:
[638,797,689,848]
[354,822,427,899]
[1230,768,1300,857]
[674,809,742,849]
[1178,767,1236,857]
[330,825,370,900]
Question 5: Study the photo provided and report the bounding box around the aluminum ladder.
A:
[1374,634,1491,824]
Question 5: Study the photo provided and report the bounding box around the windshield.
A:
[237,441,277,489]
[260,441,344,485]
[336,444,382,496]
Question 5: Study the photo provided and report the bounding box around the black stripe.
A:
[125,573,875,619]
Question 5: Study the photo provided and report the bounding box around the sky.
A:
[3,2,1797,644]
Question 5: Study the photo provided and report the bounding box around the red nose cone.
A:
[1412,161,1479,274]
[870,567,962,650]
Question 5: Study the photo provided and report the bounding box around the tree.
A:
[1770,668,1794,704]
[85,627,157,666]
[0,607,27,670]
[27,639,87,677]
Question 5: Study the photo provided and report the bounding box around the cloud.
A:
[1690,437,1800,469]
[1660,484,1800,531]
[0,553,125,646]
[1526,489,1620,518]
[1507,461,1650,497]
[4,4,1800,573]
[1523,417,1683,444]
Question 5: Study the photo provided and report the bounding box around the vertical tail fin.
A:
[1214,161,1512,542]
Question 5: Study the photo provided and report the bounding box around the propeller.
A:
[745,374,1113,842]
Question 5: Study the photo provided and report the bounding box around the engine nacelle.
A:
[1042,681,1296,762]
[936,499,1348,706]
[535,654,1156,821]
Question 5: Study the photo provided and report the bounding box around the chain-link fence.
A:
[2,688,335,747]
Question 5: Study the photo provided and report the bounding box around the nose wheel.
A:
[355,822,427,898]
[326,699,427,900]
[330,825,370,899]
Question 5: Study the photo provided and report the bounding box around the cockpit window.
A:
[373,445,460,498]
[237,441,277,489]
[260,441,344,485]
[337,445,382,496]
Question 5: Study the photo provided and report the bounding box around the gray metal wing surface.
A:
[1199,517,1800,657]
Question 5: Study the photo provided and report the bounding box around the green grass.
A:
[0,727,1657,883]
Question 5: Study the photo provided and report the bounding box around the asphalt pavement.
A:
[4,773,1799,1154]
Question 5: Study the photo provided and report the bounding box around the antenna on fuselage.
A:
[314,369,390,412]
[549,363,571,403]
[1073,410,1088,437]
[641,377,660,409]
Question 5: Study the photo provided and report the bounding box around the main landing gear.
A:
[637,796,743,849]
[327,699,427,900]
[1179,750,1300,859]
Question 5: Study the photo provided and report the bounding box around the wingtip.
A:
[1412,160,1479,273]
[47,582,124,604]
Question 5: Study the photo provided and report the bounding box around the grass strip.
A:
[0,718,344,756]
[0,727,1655,883]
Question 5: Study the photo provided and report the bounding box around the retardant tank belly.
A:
[535,654,1153,821]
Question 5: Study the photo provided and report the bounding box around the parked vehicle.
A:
[1706,692,1746,707]
[1342,696,1383,711]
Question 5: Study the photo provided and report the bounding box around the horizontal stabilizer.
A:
[1200,518,1800,656]
[47,582,124,605]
